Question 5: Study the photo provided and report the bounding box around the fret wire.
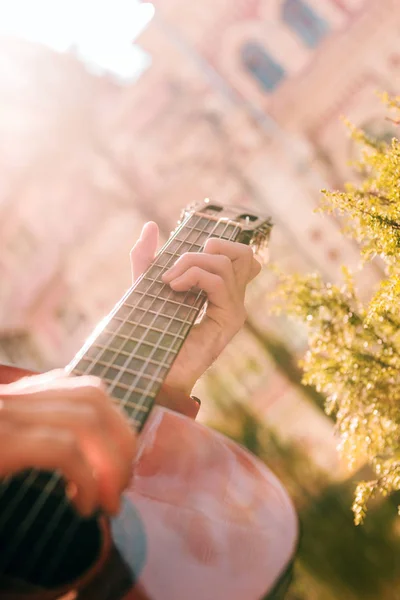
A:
[105,216,224,412]
[111,397,150,412]
[106,215,213,409]
[106,217,204,342]
[74,361,165,385]
[80,214,208,380]
[109,318,186,338]
[101,214,225,353]
[82,219,240,424]
[117,220,241,426]
[118,305,194,323]
[103,378,160,395]
[74,216,241,427]
[0,216,244,586]
[70,213,206,375]
[91,215,205,360]
[73,215,240,377]
[102,330,186,351]
[80,343,172,370]
[0,218,241,584]
[112,293,199,313]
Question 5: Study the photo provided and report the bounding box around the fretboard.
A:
[68,213,242,431]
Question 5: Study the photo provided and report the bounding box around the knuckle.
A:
[57,431,81,461]
[80,377,107,399]
[204,238,219,252]
[173,254,187,268]
[81,404,104,429]
[180,252,192,263]
[214,275,226,291]
[190,265,202,278]
[176,252,194,267]
[218,255,232,270]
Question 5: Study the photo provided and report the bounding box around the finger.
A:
[2,375,135,469]
[165,266,233,311]
[1,397,126,514]
[162,253,236,295]
[49,376,136,469]
[0,369,66,395]
[130,222,159,283]
[251,256,262,280]
[2,377,136,513]
[203,238,260,284]
[0,422,98,517]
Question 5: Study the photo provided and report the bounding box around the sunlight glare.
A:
[0,0,155,81]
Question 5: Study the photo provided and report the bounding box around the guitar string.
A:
[66,214,206,383]
[0,214,211,575]
[41,219,239,584]
[0,215,239,581]
[19,215,218,579]
[67,213,211,418]
[109,220,240,415]
[40,220,240,584]
[0,214,202,508]
[101,216,221,415]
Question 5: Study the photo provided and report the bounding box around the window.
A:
[241,42,286,92]
[282,0,330,49]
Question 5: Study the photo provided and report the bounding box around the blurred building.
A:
[1,0,399,472]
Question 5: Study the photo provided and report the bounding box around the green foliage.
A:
[273,94,400,523]
[299,483,400,597]
[245,319,327,413]
[205,372,400,599]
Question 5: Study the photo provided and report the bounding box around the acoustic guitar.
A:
[0,201,298,600]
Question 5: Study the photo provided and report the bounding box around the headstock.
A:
[180,198,273,261]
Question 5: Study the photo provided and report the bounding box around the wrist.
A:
[156,383,201,419]
[163,374,196,398]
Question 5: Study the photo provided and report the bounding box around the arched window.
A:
[282,0,330,49]
[241,42,286,92]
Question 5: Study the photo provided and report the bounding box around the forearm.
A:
[0,363,200,420]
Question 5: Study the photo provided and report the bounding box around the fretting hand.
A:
[0,220,261,517]
[130,221,262,395]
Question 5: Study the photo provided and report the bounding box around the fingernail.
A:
[66,482,78,501]
[162,267,176,282]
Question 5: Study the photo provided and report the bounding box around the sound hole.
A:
[0,471,102,590]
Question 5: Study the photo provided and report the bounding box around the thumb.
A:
[130,222,159,283]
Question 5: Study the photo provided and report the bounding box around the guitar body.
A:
[0,365,298,600]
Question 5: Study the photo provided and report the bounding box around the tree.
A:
[204,367,400,598]
[272,94,400,524]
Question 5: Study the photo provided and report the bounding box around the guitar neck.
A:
[68,210,244,431]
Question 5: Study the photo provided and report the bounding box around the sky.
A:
[0,0,155,81]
